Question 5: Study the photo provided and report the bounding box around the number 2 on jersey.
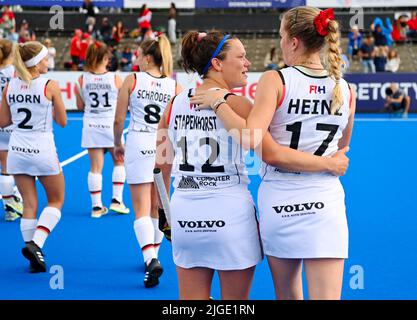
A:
[17,108,33,129]
[286,122,339,156]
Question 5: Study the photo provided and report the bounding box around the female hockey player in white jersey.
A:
[75,41,129,218]
[0,41,67,273]
[0,39,23,221]
[157,30,350,300]
[114,34,181,288]
[191,7,356,300]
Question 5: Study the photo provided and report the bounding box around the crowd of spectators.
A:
[1,4,417,74]
[66,1,177,71]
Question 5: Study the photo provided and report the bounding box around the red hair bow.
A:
[314,8,334,36]
[94,41,101,48]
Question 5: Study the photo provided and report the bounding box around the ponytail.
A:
[158,34,173,77]
[326,19,343,115]
[85,41,109,72]
[140,34,173,78]
[0,39,13,66]
[14,42,44,85]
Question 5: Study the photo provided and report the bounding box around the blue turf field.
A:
[1,113,417,300]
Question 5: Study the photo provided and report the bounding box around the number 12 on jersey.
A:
[177,136,225,173]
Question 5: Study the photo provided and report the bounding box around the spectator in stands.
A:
[359,35,376,73]
[85,16,97,38]
[392,15,409,44]
[120,45,133,71]
[138,4,152,43]
[82,0,96,25]
[263,47,280,71]
[70,29,82,71]
[79,33,93,69]
[347,25,362,61]
[98,17,113,45]
[44,38,56,71]
[18,20,35,43]
[108,46,119,71]
[385,49,401,72]
[131,46,140,71]
[371,17,393,47]
[111,21,125,46]
[407,11,417,41]
[373,46,388,72]
[383,83,411,117]
[373,25,388,47]
[340,47,350,74]
[6,26,18,43]
[168,2,177,44]
[142,28,156,43]
[0,6,15,38]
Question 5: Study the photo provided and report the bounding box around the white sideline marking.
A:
[355,118,417,122]
[67,117,131,121]
[60,128,129,168]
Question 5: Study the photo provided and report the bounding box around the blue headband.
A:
[201,34,230,76]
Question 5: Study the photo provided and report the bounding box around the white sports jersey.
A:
[7,77,53,133]
[81,72,118,118]
[128,72,176,133]
[168,88,249,191]
[261,66,351,181]
[0,65,14,102]
[0,65,15,149]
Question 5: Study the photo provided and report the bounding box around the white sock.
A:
[32,207,61,248]
[0,174,15,206]
[20,218,38,243]
[112,166,125,203]
[152,218,164,256]
[134,217,156,265]
[88,172,102,208]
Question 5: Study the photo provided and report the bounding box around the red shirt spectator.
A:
[70,29,82,56]
[408,12,417,31]
[138,5,152,30]
[80,33,91,62]
[2,6,15,22]
[70,29,82,70]
[112,21,125,45]
[392,19,407,43]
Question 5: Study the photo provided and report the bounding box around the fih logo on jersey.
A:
[309,85,326,94]
[178,220,226,233]
[273,202,325,217]
[178,176,200,189]
[151,81,162,88]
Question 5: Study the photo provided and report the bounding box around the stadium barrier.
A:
[47,71,417,113]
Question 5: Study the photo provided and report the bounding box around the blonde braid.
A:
[326,19,343,115]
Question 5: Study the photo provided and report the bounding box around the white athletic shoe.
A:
[4,208,21,222]
[109,199,130,215]
[91,206,108,218]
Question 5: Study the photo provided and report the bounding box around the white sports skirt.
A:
[7,131,61,176]
[0,126,12,151]
[171,185,263,270]
[124,131,156,184]
[81,116,115,149]
[258,177,348,259]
